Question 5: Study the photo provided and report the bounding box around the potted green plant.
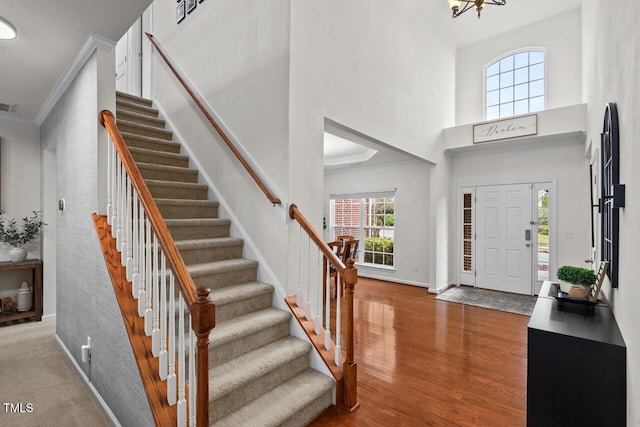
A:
[556,265,597,293]
[0,210,45,263]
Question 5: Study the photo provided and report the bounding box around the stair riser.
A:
[179,244,243,265]
[192,265,258,290]
[118,111,165,128]
[116,102,159,118]
[210,322,290,367]
[280,390,334,427]
[131,151,189,168]
[158,204,218,219]
[214,292,272,324]
[147,184,207,200]
[116,93,153,107]
[168,224,230,241]
[139,167,198,184]
[117,122,173,141]
[123,137,181,154]
[211,353,309,422]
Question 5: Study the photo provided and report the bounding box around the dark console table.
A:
[527,281,626,426]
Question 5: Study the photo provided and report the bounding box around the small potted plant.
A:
[0,210,46,263]
[556,265,597,293]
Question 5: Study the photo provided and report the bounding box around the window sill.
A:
[355,262,396,272]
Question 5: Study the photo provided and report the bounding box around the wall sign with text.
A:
[473,114,538,144]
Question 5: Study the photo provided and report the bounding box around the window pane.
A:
[486,62,500,76]
[530,79,544,97]
[514,99,529,115]
[486,74,499,91]
[500,87,513,103]
[500,55,514,72]
[514,52,529,68]
[530,63,544,80]
[500,102,514,117]
[486,105,499,120]
[530,51,544,65]
[514,67,528,85]
[486,89,499,107]
[514,83,528,101]
[530,96,544,112]
[500,71,513,88]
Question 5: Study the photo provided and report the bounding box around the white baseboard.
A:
[357,272,429,288]
[55,335,122,427]
[428,281,457,294]
[42,313,57,322]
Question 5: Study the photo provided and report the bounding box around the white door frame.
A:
[456,179,557,295]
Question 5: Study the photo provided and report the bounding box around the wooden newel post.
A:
[191,287,216,427]
[342,258,360,412]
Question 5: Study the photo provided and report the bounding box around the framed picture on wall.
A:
[176,1,186,23]
[187,0,197,14]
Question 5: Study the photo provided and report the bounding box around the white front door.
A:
[476,183,533,295]
[115,31,129,92]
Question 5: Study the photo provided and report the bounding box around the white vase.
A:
[9,247,28,263]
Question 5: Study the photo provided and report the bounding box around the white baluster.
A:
[335,269,342,366]
[167,273,177,405]
[325,259,332,351]
[132,192,140,297]
[107,137,113,222]
[188,325,196,427]
[144,226,153,336]
[159,253,168,379]
[296,225,302,307]
[138,209,148,317]
[306,237,312,321]
[112,156,120,238]
[125,178,134,278]
[152,234,160,357]
[177,297,187,427]
[116,157,124,246]
[315,248,322,335]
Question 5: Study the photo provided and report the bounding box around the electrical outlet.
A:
[81,336,91,363]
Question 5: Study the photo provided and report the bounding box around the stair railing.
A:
[100,110,215,427]
[145,32,281,206]
[288,204,359,411]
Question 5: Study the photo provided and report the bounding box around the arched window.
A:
[485,50,545,120]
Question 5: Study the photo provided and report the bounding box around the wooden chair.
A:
[323,241,343,299]
[588,260,609,302]
[339,239,359,294]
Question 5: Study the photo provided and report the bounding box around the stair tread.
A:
[116,99,158,116]
[129,146,188,160]
[155,198,219,207]
[136,162,197,174]
[210,308,291,347]
[175,237,242,250]
[187,258,258,276]
[214,369,334,427]
[120,132,181,148]
[145,179,207,190]
[210,337,310,400]
[210,281,273,306]
[117,119,173,135]
[116,91,153,106]
[117,109,165,126]
[165,218,231,226]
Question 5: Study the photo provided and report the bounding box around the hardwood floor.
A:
[310,278,529,426]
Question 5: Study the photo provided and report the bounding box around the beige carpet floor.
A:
[0,320,111,427]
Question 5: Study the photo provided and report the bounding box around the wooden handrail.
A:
[288,203,359,411]
[145,32,282,206]
[100,110,215,426]
[289,204,346,274]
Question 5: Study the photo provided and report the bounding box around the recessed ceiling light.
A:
[0,17,17,40]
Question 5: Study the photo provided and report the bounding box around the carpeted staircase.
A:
[115,91,333,426]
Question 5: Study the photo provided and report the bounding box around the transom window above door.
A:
[485,50,545,120]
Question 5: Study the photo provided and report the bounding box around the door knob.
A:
[525,243,531,247]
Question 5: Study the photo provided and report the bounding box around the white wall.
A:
[451,138,590,281]
[289,0,456,293]
[0,118,44,311]
[324,160,431,286]
[583,1,640,423]
[151,0,291,287]
[456,8,582,125]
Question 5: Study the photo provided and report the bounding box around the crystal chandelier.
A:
[447,0,506,19]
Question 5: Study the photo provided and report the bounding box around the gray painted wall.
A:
[40,51,153,427]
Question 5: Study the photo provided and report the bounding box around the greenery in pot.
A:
[0,210,46,248]
[557,265,597,286]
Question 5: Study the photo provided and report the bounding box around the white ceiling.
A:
[0,0,151,122]
[0,0,581,124]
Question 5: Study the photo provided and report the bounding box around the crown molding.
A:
[36,32,116,126]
